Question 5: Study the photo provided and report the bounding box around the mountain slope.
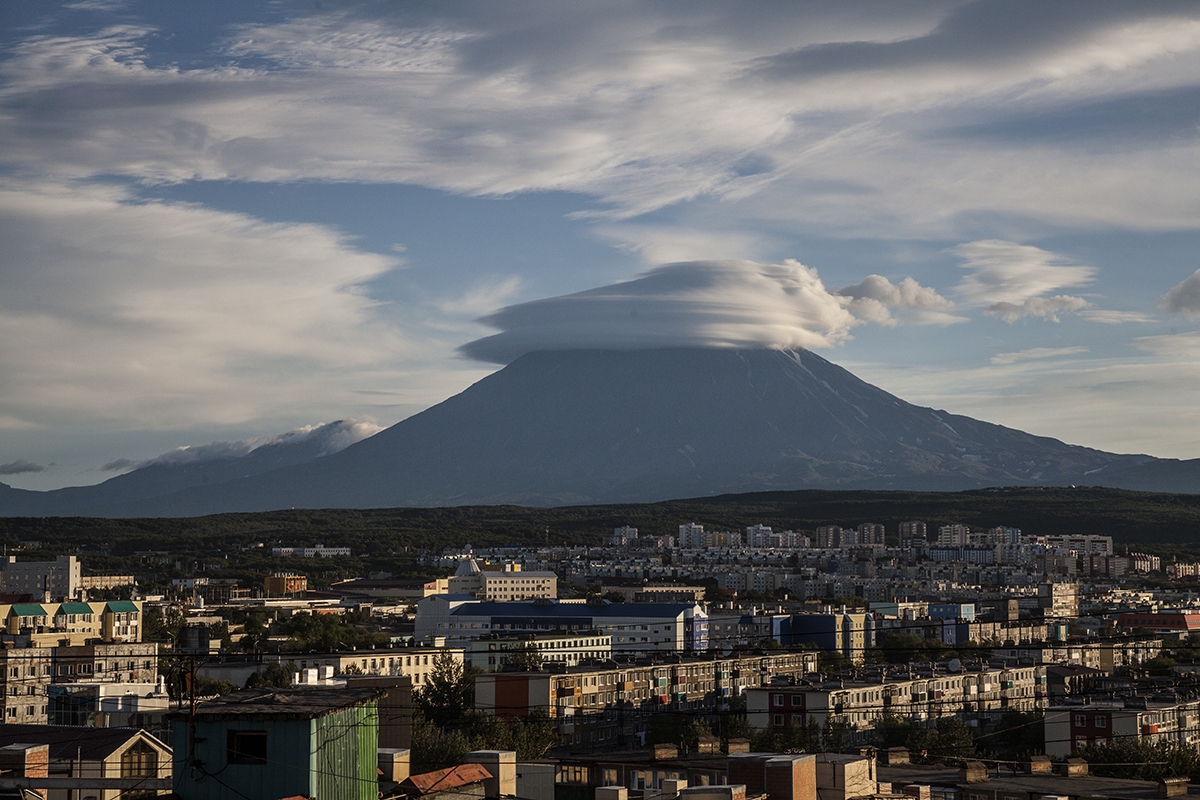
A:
[28,346,1188,518]
[0,420,372,517]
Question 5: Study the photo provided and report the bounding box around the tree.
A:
[416,652,475,727]
[245,661,294,689]
[503,643,544,672]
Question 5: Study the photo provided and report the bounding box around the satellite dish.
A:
[948,658,961,673]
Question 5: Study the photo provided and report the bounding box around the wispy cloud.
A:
[1079,309,1156,324]
[437,276,523,316]
[990,346,1088,366]
[1,7,1199,235]
[952,240,1094,321]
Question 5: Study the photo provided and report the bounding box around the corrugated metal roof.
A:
[401,764,492,795]
[176,687,387,721]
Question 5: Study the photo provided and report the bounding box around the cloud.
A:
[436,276,523,316]
[1078,309,1156,324]
[986,295,1093,323]
[0,459,47,476]
[103,418,384,473]
[460,259,859,364]
[0,180,414,433]
[1160,268,1200,317]
[990,346,1088,366]
[1134,329,1200,357]
[2,7,1200,235]
[952,240,1094,321]
[834,275,965,326]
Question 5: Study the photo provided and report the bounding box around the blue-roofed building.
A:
[415,596,708,654]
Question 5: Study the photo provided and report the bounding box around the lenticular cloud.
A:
[459,260,858,365]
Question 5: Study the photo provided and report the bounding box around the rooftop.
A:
[878,764,1189,800]
[0,725,163,761]
[177,686,385,721]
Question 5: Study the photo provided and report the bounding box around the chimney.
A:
[378,748,410,784]
[959,762,988,784]
[1160,778,1189,798]
[467,750,515,798]
[0,744,49,799]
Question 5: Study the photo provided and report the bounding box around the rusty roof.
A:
[400,764,492,795]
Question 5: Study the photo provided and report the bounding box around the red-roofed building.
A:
[398,763,492,799]
[1117,611,1200,634]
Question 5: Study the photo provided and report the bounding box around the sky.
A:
[3,0,1200,491]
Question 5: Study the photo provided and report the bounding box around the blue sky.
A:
[3,0,1200,491]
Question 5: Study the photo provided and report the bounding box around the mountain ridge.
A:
[1,347,1195,517]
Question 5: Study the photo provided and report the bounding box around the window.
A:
[1096,715,1107,728]
[1075,715,1086,726]
[227,730,268,765]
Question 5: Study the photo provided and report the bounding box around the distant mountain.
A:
[0,419,375,517]
[2,348,1197,517]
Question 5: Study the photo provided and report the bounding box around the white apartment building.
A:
[468,631,613,672]
[446,558,558,601]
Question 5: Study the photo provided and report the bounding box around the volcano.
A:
[3,347,1197,517]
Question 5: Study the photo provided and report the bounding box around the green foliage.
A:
[143,606,185,644]
[817,649,852,672]
[904,718,978,764]
[752,716,822,754]
[981,711,1044,759]
[503,642,544,672]
[1077,739,1200,782]
[415,652,476,728]
[10,488,1200,570]
[872,632,951,664]
[235,608,388,654]
[1142,654,1178,675]
[245,661,294,689]
[647,715,713,753]
[410,709,557,774]
[195,675,238,697]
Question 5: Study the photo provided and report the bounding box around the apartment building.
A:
[468,630,613,672]
[476,651,817,750]
[265,646,461,689]
[416,596,709,654]
[2,556,82,602]
[0,647,52,724]
[3,600,143,647]
[747,663,1046,740]
[1045,698,1200,758]
[447,559,558,601]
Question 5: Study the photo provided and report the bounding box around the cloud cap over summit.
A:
[460,260,859,364]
